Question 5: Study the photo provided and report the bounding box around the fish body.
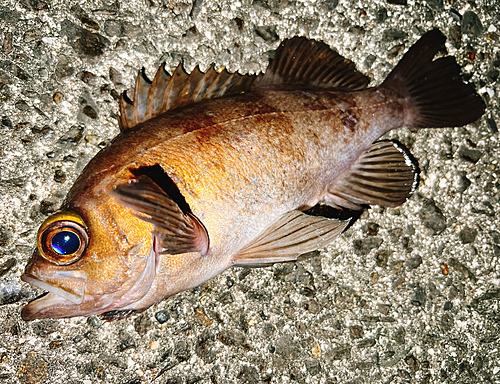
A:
[21,31,484,320]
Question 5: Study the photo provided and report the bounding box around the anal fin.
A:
[233,210,350,268]
[326,140,419,210]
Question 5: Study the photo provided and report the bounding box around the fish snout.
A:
[21,248,88,319]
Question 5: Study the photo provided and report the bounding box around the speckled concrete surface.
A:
[0,0,499,383]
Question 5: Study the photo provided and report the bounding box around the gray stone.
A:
[462,11,483,37]
[104,19,123,36]
[19,0,48,11]
[1,116,12,129]
[55,55,75,80]
[15,100,29,111]
[426,0,443,11]
[326,0,338,11]
[305,358,321,375]
[405,255,422,270]
[448,24,462,48]
[218,329,245,347]
[60,20,110,57]
[134,314,152,336]
[457,145,482,164]
[486,118,498,134]
[393,327,405,344]
[122,22,142,38]
[382,29,407,42]
[59,125,84,145]
[173,340,191,362]
[357,338,376,348]
[459,226,478,244]
[456,171,471,193]
[448,257,477,281]
[376,8,387,23]
[440,313,454,332]
[70,5,99,30]
[353,237,383,255]
[328,344,352,360]
[349,325,364,339]
[53,169,66,183]
[155,309,170,324]
[405,354,419,373]
[361,222,379,236]
[254,25,279,42]
[418,198,447,235]
[411,284,426,306]
[274,334,301,359]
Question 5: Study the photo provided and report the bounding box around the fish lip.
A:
[21,292,71,321]
[21,272,86,305]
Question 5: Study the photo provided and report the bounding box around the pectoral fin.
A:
[326,140,419,210]
[233,210,350,267]
[112,174,209,256]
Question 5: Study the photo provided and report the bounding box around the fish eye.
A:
[37,211,88,265]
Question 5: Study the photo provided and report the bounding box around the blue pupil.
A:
[51,231,80,255]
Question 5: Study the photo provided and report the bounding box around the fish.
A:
[21,29,484,320]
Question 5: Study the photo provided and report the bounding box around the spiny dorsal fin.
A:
[119,63,260,131]
[257,37,370,90]
[326,140,420,210]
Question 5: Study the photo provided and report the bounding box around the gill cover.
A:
[37,211,88,265]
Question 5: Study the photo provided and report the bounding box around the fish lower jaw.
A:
[20,273,89,320]
[21,273,85,304]
[21,292,72,320]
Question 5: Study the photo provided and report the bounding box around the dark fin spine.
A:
[100,309,146,321]
[381,29,485,128]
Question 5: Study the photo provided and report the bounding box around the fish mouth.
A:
[21,292,76,321]
[20,271,87,321]
[21,271,86,304]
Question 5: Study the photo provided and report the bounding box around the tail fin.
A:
[381,29,485,128]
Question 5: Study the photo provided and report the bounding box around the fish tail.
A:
[381,29,485,128]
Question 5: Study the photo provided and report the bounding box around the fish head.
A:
[21,200,157,320]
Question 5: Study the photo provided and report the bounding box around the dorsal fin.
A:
[118,63,260,131]
[256,37,370,90]
[119,37,370,131]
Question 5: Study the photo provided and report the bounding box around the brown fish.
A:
[21,30,484,320]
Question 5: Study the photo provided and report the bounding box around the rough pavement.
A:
[0,0,499,383]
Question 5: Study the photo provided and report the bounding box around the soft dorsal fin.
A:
[233,210,350,268]
[111,174,210,256]
[119,63,260,131]
[256,37,370,90]
[326,140,419,210]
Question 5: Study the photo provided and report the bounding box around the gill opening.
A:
[130,164,192,214]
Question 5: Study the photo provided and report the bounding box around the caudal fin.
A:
[381,29,485,128]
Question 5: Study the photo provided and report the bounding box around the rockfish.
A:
[21,30,484,320]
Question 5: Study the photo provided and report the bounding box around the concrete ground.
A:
[0,0,499,383]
